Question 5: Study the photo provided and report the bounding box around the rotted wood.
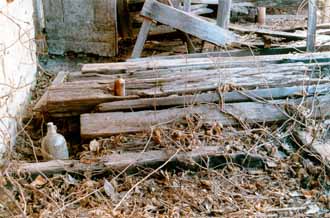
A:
[97,84,330,112]
[14,147,265,175]
[40,61,330,115]
[81,95,330,138]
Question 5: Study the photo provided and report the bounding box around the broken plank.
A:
[14,147,264,175]
[140,0,237,46]
[81,95,330,138]
[96,84,330,112]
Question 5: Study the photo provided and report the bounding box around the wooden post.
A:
[184,0,191,12]
[307,0,317,52]
[257,7,266,26]
[217,0,232,29]
[182,0,196,53]
[131,18,153,58]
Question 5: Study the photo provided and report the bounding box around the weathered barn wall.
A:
[42,0,118,57]
[0,0,37,162]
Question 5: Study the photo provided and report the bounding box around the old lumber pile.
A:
[33,51,330,139]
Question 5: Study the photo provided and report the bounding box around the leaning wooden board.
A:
[81,95,330,138]
[139,0,237,46]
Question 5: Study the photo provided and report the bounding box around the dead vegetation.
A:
[2,82,330,217]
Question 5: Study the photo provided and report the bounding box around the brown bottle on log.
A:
[114,78,126,96]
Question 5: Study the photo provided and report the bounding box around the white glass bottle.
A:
[41,122,69,160]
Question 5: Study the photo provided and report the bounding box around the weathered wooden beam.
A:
[14,147,265,175]
[307,0,317,52]
[217,0,232,29]
[140,0,237,46]
[131,18,153,58]
[81,95,330,138]
[97,84,330,112]
[82,52,330,74]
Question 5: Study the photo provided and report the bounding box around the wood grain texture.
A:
[37,61,330,114]
[307,0,317,52]
[82,51,330,74]
[97,84,330,112]
[81,95,330,138]
[140,0,237,46]
[131,19,153,58]
[217,0,232,29]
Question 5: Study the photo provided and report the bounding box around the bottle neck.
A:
[47,125,57,135]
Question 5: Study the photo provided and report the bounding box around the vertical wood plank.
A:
[184,0,192,12]
[257,7,266,26]
[307,0,317,52]
[217,0,232,29]
[131,19,153,58]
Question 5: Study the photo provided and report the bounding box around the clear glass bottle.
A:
[41,122,69,160]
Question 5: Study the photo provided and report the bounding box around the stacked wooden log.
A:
[34,51,330,140]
